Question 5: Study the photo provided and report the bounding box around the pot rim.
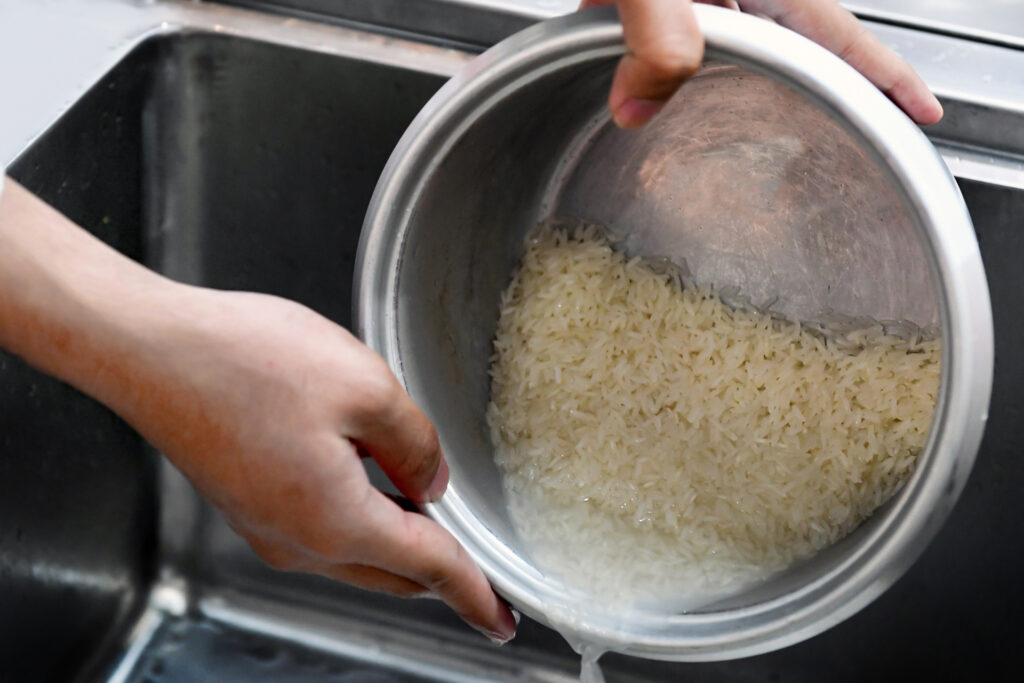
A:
[356,4,993,660]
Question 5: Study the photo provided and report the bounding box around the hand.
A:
[579,0,943,128]
[0,179,517,643]
[127,289,517,643]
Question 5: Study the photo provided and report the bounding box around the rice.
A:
[487,222,941,605]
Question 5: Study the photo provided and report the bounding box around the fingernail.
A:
[612,98,666,129]
[476,602,518,645]
[426,458,450,502]
[482,629,515,646]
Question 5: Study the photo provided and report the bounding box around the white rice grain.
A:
[487,223,941,606]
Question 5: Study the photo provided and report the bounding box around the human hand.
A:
[0,179,517,644]
[579,0,943,128]
[130,288,516,642]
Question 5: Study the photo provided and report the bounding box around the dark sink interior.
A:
[4,28,1024,683]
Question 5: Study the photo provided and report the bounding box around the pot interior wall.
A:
[394,55,941,612]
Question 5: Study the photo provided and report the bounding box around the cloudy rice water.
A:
[487,221,941,610]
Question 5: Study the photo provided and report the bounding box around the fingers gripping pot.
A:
[356,4,993,661]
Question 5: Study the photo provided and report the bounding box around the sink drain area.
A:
[123,617,437,683]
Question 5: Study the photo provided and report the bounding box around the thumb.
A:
[607,0,705,128]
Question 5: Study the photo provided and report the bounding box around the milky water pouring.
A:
[577,643,605,683]
[486,220,940,672]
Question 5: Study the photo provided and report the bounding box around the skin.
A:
[0,179,516,643]
[580,0,944,128]
[0,0,941,646]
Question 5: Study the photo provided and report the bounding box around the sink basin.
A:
[3,10,1024,683]
[2,30,456,683]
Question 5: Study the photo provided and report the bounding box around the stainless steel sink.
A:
[3,4,1024,682]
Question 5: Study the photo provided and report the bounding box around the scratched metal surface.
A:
[847,0,1024,48]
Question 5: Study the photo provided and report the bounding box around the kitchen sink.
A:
[3,8,1024,683]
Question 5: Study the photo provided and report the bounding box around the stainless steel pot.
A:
[356,4,993,660]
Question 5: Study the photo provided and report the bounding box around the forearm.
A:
[0,177,512,640]
[0,176,173,414]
